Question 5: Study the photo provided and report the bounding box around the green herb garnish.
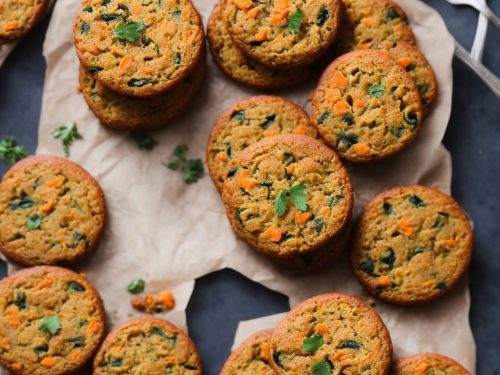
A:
[127,278,145,294]
[369,84,385,98]
[164,144,204,184]
[289,8,303,34]
[68,281,85,292]
[339,339,362,349]
[0,136,27,165]
[303,334,324,353]
[311,360,333,375]
[39,316,61,335]
[274,184,308,217]
[131,133,157,150]
[51,122,82,157]
[113,22,145,42]
[26,215,41,229]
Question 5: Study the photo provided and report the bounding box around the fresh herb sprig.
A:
[39,316,61,335]
[113,22,145,42]
[127,278,145,294]
[131,133,157,150]
[274,184,308,217]
[51,122,83,157]
[164,144,204,184]
[0,136,27,165]
[289,8,304,34]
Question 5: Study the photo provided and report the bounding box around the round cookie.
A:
[207,2,314,90]
[0,155,106,266]
[221,0,343,69]
[93,317,201,374]
[350,185,473,305]
[0,0,48,44]
[220,329,275,375]
[311,49,424,162]
[389,42,438,113]
[335,0,415,54]
[207,95,317,191]
[73,0,204,97]
[79,50,206,130]
[270,293,392,375]
[393,353,472,375]
[0,266,106,375]
[221,134,353,258]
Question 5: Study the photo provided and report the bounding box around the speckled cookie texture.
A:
[350,185,473,305]
[79,49,206,130]
[222,0,343,68]
[389,42,438,113]
[207,2,314,90]
[0,266,106,375]
[207,95,317,191]
[220,329,275,375]
[393,353,472,375]
[0,0,48,44]
[93,317,201,374]
[270,293,392,375]
[311,49,424,162]
[0,155,106,266]
[335,0,415,55]
[221,134,353,259]
[73,0,204,97]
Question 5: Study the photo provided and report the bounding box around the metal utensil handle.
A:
[455,41,500,98]
[484,5,500,29]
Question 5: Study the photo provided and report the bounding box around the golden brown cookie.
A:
[79,49,206,130]
[335,0,415,54]
[270,293,392,375]
[220,329,275,375]
[0,155,106,266]
[221,134,353,259]
[207,2,314,90]
[0,0,49,44]
[207,95,316,191]
[311,49,424,163]
[393,353,472,375]
[93,317,201,374]
[73,0,204,97]
[222,0,343,68]
[0,266,106,375]
[350,185,473,305]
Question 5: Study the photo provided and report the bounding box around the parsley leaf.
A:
[0,136,27,165]
[127,278,145,294]
[51,122,83,157]
[289,8,303,34]
[113,22,145,42]
[303,335,324,353]
[39,316,61,335]
[131,132,157,150]
[290,184,307,211]
[26,215,41,229]
[274,191,288,217]
[311,360,332,375]
[369,84,385,98]
[163,144,204,184]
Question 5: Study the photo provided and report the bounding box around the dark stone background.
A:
[0,0,498,373]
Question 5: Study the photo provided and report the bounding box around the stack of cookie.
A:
[73,0,206,130]
[207,0,344,90]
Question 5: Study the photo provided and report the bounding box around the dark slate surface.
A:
[0,1,499,373]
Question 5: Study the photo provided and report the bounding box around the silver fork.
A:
[446,0,500,29]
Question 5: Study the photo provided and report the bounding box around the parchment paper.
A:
[4,0,475,373]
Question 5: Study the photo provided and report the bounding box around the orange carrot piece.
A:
[11,363,22,371]
[47,176,65,188]
[119,54,133,74]
[423,280,434,288]
[248,7,260,19]
[266,226,282,243]
[316,324,329,334]
[216,153,228,162]
[352,143,371,155]
[333,100,350,116]
[270,0,290,25]
[319,206,330,218]
[40,201,55,214]
[40,357,56,368]
[160,291,175,309]
[70,350,82,362]
[354,99,365,109]
[292,124,306,135]
[35,278,54,290]
[286,163,297,174]
[415,362,430,372]
[255,27,268,42]
[234,0,254,10]
[398,57,412,69]
[4,21,17,31]
[294,212,312,225]
[329,71,348,90]
[377,275,391,287]
[398,219,414,237]
[331,352,344,361]
[87,319,100,334]
[260,342,271,360]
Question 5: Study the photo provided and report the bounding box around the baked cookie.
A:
[221,134,353,259]
[220,329,275,375]
[79,49,206,130]
[0,266,106,375]
[0,0,48,44]
[222,0,343,68]
[93,317,201,374]
[350,185,473,305]
[207,95,316,191]
[208,2,314,90]
[311,49,424,162]
[335,0,415,54]
[0,155,106,266]
[393,353,472,375]
[73,0,204,97]
[270,293,392,375]
[389,42,438,113]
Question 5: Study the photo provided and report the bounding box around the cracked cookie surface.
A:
[221,134,353,258]
[0,156,106,266]
[311,49,423,162]
[393,353,472,375]
[207,95,316,191]
[93,317,201,375]
[0,0,48,43]
[350,185,473,305]
[0,266,106,375]
[73,0,204,97]
[222,0,343,68]
[270,293,392,375]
